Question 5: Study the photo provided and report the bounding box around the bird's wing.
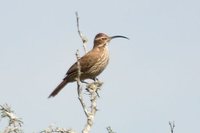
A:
[66,50,99,76]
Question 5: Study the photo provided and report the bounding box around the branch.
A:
[75,12,103,133]
[75,12,88,53]
[169,121,175,133]
[75,50,103,133]
[82,81,102,133]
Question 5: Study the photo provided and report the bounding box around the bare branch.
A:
[75,12,88,53]
[75,51,102,133]
[169,121,175,133]
[74,13,103,133]
[82,81,102,133]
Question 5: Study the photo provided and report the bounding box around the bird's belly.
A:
[86,56,109,80]
[80,47,110,80]
[88,58,109,77]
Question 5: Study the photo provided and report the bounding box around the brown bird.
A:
[48,33,128,98]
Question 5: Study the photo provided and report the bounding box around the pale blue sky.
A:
[0,0,200,133]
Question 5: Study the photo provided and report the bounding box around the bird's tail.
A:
[48,80,68,98]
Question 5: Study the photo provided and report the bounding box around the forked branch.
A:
[169,121,175,133]
[75,12,102,133]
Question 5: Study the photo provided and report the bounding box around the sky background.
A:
[0,0,200,133]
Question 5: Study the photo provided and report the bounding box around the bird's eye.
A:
[102,38,106,40]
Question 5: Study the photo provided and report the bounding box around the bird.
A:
[48,33,129,98]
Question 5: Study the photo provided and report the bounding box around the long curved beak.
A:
[111,35,129,40]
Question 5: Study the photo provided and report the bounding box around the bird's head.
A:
[93,33,129,48]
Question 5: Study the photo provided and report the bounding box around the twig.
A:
[169,121,175,133]
[75,12,88,53]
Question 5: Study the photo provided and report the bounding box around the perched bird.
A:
[49,33,128,98]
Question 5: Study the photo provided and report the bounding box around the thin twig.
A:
[169,121,175,133]
[75,12,88,53]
